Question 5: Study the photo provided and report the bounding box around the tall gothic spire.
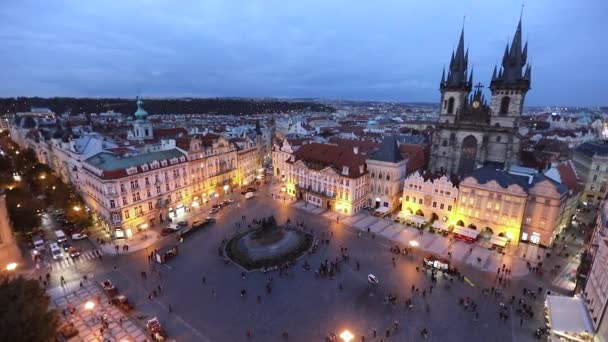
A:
[490,15,531,91]
[441,27,472,92]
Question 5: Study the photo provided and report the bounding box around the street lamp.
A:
[5,262,17,272]
[339,330,354,342]
[73,205,81,212]
[84,301,95,311]
[409,240,419,247]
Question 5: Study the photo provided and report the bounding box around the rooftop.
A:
[575,141,608,158]
[368,135,404,163]
[84,149,186,179]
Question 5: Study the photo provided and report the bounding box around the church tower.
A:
[439,29,472,125]
[131,97,154,140]
[489,17,531,129]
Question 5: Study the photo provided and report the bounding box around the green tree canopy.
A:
[0,276,59,342]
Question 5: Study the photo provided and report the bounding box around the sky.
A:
[0,0,606,106]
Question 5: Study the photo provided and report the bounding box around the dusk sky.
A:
[1,1,606,106]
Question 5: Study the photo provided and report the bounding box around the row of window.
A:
[404,195,452,212]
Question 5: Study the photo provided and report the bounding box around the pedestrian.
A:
[385,328,390,337]
[372,329,377,338]
[202,276,206,284]
[168,304,172,313]
[211,289,216,297]
[520,317,523,326]
[79,281,83,288]
[158,285,162,293]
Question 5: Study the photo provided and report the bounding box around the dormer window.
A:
[290,155,295,162]
[359,165,364,174]
[141,164,149,172]
[161,160,168,167]
[342,166,349,176]
[126,167,137,175]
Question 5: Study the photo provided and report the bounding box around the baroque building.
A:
[430,19,531,177]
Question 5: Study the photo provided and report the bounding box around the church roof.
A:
[369,135,404,163]
[134,97,148,118]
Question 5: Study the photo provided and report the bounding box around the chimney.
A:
[353,146,359,155]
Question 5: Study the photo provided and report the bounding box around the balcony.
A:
[106,192,119,198]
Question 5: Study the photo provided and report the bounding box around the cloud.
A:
[0,0,606,106]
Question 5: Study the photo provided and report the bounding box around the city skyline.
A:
[1,1,606,106]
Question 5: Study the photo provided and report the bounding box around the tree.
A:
[0,276,59,342]
[5,187,42,233]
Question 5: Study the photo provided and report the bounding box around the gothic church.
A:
[429,18,531,177]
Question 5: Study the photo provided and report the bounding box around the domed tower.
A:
[132,97,153,140]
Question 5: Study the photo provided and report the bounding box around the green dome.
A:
[134,97,148,118]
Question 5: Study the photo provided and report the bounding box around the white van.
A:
[54,230,67,243]
[245,192,255,199]
[32,235,45,250]
[50,242,63,260]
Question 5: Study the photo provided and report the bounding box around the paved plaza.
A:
[36,181,589,341]
[49,283,148,342]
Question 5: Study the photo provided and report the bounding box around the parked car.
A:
[204,217,216,224]
[72,232,87,240]
[111,295,134,311]
[161,228,179,236]
[61,241,71,251]
[146,317,167,341]
[209,208,220,214]
[245,192,255,199]
[177,221,188,227]
[101,280,118,295]
[68,246,81,258]
[50,243,63,260]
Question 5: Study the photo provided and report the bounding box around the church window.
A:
[447,97,455,114]
[494,123,500,128]
[496,136,502,142]
[500,96,510,115]
[442,140,448,147]
[442,151,446,156]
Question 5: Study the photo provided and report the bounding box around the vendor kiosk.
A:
[155,245,179,264]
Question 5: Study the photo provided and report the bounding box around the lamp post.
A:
[339,330,354,342]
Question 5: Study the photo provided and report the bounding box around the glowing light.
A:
[409,240,419,247]
[84,301,95,310]
[5,262,17,271]
[52,186,56,190]
[16,204,21,208]
[73,206,81,211]
[223,185,229,191]
[339,330,354,342]
[39,174,46,180]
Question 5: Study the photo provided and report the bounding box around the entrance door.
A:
[530,232,541,244]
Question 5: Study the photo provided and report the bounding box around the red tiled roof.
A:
[556,160,583,194]
[154,127,188,138]
[289,143,367,178]
[327,137,380,155]
[399,144,427,174]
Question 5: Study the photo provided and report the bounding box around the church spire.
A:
[490,15,531,91]
[441,26,472,92]
[441,67,446,84]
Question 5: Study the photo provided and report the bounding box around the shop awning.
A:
[375,206,389,214]
[545,295,593,338]
[405,215,427,225]
[453,226,479,239]
[431,220,450,231]
[490,235,509,247]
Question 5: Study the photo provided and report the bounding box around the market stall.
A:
[452,226,479,243]
[544,295,594,341]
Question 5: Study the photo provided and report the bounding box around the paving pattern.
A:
[291,202,533,277]
[49,283,148,342]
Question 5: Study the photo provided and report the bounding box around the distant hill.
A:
[0,97,334,115]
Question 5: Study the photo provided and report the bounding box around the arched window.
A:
[494,123,501,128]
[500,97,510,115]
[384,186,389,195]
[447,97,455,114]
[386,174,390,181]
[496,136,502,142]
[442,140,448,147]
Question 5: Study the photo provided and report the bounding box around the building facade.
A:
[429,20,531,177]
[584,201,608,338]
[400,172,458,222]
[366,135,407,212]
[573,141,608,205]
[81,149,191,238]
[285,143,368,216]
